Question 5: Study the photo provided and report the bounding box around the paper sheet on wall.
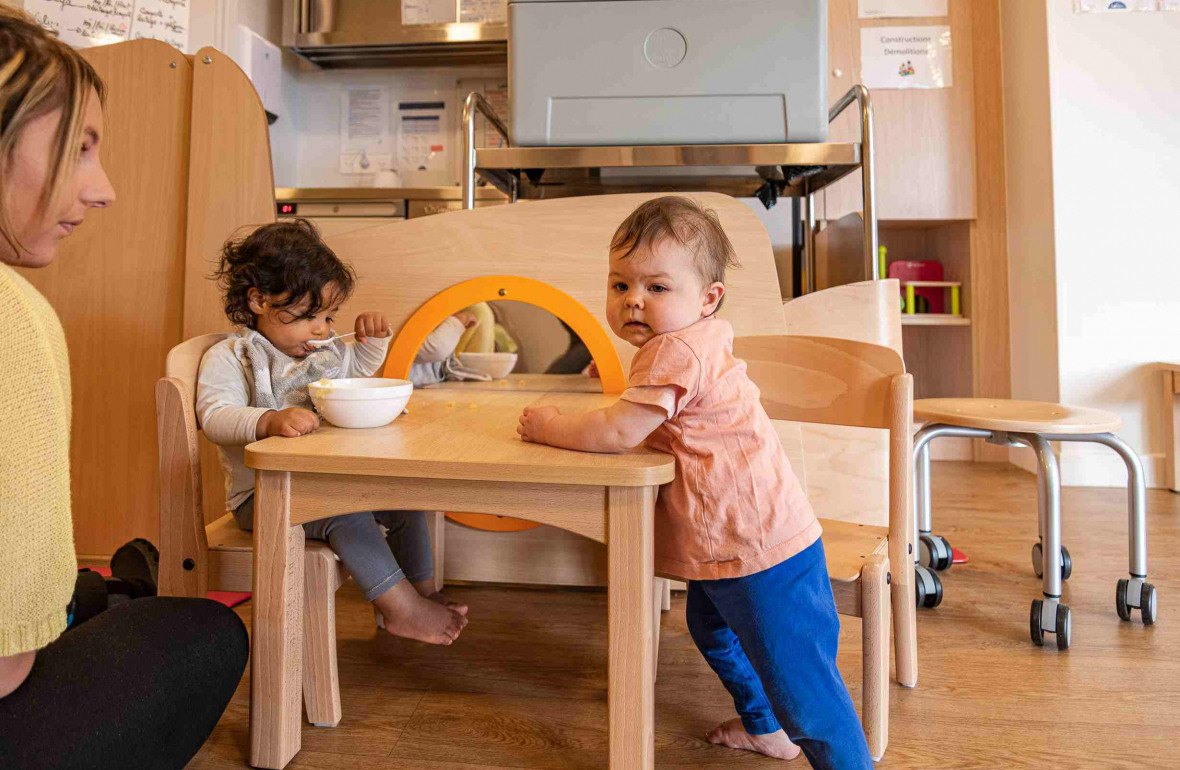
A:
[859,0,948,18]
[460,0,507,23]
[340,88,392,175]
[26,0,190,52]
[403,0,458,25]
[396,96,452,185]
[1073,0,1158,10]
[861,26,952,89]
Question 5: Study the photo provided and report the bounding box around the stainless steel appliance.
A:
[284,0,508,69]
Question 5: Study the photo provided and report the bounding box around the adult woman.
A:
[0,9,248,768]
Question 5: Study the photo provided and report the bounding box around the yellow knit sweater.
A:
[0,264,74,656]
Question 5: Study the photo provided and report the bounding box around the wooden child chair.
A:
[733,334,913,761]
[156,333,440,728]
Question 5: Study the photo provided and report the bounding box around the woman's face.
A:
[1,87,115,268]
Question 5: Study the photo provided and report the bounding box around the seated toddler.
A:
[196,219,469,645]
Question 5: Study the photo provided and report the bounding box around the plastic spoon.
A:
[308,332,355,348]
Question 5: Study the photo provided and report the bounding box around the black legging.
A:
[0,596,248,769]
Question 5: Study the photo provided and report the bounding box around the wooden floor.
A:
[188,462,1178,769]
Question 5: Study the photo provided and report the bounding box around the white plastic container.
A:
[458,352,519,379]
[307,378,413,429]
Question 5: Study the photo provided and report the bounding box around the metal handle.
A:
[303,0,336,34]
[462,92,515,209]
[828,85,879,280]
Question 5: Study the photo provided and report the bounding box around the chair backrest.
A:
[156,333,228,597]
[733,335,912,563]
[782,279,903,356]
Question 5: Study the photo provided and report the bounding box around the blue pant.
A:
[235,498,434,602]
[686,539,872,770]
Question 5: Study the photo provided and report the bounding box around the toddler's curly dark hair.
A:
[213,219,356,329]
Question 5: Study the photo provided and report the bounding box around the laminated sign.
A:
[861,26,952,90]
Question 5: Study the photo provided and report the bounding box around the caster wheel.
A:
[1141,583,1157,626]
[1032,542,1071,581]
[1116,578,1132,621]
[920,534,954,572]
[1030,599,1044,646]
[1056,604,1071,651]
[914,565,943,609]
[933,535,953,571]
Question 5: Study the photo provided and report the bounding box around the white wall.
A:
[1003,1,1180,486]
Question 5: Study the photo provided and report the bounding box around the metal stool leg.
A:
[1046,432,1156,625]
[911,424,991,609]
[1015,433,1071,649]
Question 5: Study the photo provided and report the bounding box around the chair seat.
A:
[206,513,337,557]
[821,519,889,582]
[914,398,1122,435]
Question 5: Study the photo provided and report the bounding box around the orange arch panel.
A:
[382,276,626,532]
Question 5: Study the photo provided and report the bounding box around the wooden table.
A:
[244,389,674,769]
[426,372,603,393]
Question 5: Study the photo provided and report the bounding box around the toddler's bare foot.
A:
[428,591,468,616]
[706,718,800,760]
[410,579,469,616]
[374,580,467,645]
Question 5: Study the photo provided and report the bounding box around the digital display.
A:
[277,202,297,216]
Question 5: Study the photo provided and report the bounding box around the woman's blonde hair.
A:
[0,7,105,254]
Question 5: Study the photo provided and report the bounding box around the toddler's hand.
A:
[355,311,392,343]
[517,405,560,444]
[582,360,600,378]
[453,311,478,329]
[259,407,320,439]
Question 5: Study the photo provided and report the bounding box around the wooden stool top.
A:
[913,398,1122,435]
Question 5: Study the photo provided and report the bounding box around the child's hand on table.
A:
[582,360,599,378]
[517,405,561,444]
[452,311,478,329]
[258,407,320,439]
[355,311,392,343]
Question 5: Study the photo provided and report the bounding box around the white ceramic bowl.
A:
[307,378,413,429]
[458,352,518,379]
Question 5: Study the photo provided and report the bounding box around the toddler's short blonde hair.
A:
[610,196,740,295]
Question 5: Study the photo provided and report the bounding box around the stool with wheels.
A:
[910,399,1156,650]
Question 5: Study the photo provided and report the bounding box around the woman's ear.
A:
[247,288,268,315]
[701,282,725,317]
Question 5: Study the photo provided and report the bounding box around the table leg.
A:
[250,470,305,769]
[607,485,655,770]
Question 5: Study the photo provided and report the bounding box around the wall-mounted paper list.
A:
[27,0,190,52]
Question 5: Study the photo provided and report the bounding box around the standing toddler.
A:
[517,197,872,768]
[197,219,468,645]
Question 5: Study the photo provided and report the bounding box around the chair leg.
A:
[862,554,890,761]
[661,578,672,611]
[426,511,445,594]
[651,578,666,683]
[302,548,342,728]
[891,566,918,688]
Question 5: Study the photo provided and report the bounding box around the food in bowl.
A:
[307,378,413,429]
[457,352,518,380]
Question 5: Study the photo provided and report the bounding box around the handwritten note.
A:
[27,0,190,52]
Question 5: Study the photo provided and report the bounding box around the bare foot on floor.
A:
[706,718,801,760]
[427,591,468,616]
[374,580,468,645]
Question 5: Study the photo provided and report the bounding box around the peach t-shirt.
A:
[621,316,820,581]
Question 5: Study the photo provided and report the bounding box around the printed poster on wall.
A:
[339,87,392,175]
[26,0,190,52]
[859,0,948,18]
[861,26,952,90]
